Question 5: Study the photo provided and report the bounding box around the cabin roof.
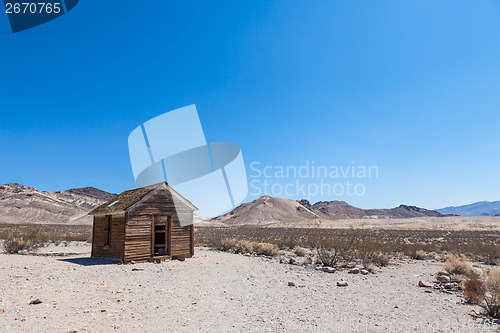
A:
[88,182,197,215]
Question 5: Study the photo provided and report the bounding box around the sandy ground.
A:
[0,245,496,333]
[269,216,500,231]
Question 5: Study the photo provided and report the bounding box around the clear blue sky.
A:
[1,0,499,209]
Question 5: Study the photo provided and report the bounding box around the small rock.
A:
[132,268,144,271]
[29,299,42,305]
[437,275,451,283]
[315,266,323,270]
[337,281,348,287]
[418,281,434,288]
[0,308,5,313]
[348,268,360,274]
[444,282,458,290]
[243,253,251,256]
[424,289,433,293]
[288,258,296,265]
[280,259,288,264]
[288,282,296,287]
[83,310,90,313]
[360,269,369,275]
[322,267,336,273]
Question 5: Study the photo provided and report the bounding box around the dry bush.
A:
[313,229,358,268]
[293,246,307,257]
[235,240,255,254]
[254,243,279,257]
[2,229,42,254]
[478,245,500,265]
[463,279,485,304]
[442,254,479,279]
[414,250,427,260]
[356,236,391,267]
[463,269,500,319]
[214,237,237,252]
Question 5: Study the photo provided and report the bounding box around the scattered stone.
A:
[83,310,90,313]
[288,258,296,265]
[437,275,451,283]
[243,253,251,256]
[173,255,185,261]
[29,299,42,305]
[315,266,323,270]
[322,267,336,273]
[100,309,107,312]
[336,281,348,287]
[360,269,370,275]
[418,281,434,288]
[348,268,360,274]
[288,282,296,287]
[132,268,144,271]
[0,308,5,313]
[280,259,288,264]
[444,282,458,290]
[346,263,356,268]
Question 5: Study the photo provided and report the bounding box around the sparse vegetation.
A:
[293,245,306,257]
[195,226,500,265]
[442,254,479,279]
[0,224,92,254]
[463,268,500,319]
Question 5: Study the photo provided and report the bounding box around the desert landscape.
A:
[0,184,499,332]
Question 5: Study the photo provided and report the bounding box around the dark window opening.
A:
[104,215,111,246]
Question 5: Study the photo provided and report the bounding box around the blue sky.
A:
[1,0,499,209]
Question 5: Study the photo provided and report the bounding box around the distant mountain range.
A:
[1,183,497,225]
[436,201,500,217]
[215,195,447,225]
[0,183,115,225]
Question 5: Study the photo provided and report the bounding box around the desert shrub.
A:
[442,254,479,279]
[356,236,392,267]
[314,229,358,268]
[414,250,427,260]
[254,242,279,257]
[293,246,307,257]
[462,269,500,319]
[478,245,500,265]
[463,279,485,304]
[213,237,238,252]
[235,240,255,254]
[483,268,500,319]
[2,229,42,254]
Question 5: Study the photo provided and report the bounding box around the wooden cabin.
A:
[88,182,197,263]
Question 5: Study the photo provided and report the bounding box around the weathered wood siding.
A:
[91,213,126,260]
[124,187,194,262]
[124,214,153,263]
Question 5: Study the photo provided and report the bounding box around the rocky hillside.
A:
[437,201,500,217]
[216,195,316,225]
[0,183,116,225]
[216,196,447,225]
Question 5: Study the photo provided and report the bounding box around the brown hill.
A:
[215,196,446,226]
[216,195,316,225]
[0,183,116,225]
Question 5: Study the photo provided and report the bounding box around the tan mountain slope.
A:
[0,183,115,225]
[216,195,316,225]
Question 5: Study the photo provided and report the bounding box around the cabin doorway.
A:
[152,215,171,256]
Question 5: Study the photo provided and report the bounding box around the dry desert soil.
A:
[0,245,496,333]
